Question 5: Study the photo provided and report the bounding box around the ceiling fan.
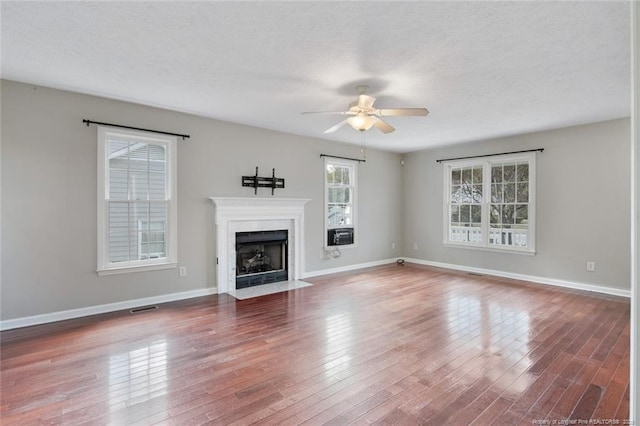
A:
[302,85,429,134]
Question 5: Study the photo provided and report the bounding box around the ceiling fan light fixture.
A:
[347,113,376,131]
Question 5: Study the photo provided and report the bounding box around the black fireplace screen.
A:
[235,230,288,289]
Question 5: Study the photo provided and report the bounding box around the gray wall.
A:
[1,80,403,320]
[402,118,631,290]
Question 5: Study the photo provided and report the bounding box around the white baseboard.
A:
[0,288,217,331]
[404,258,631,298]
[302,258,400,279]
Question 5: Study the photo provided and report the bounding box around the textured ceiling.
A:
[1,1,631,153]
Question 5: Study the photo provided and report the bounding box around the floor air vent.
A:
[130,305,158,313]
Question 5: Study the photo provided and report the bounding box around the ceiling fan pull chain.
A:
[360,130,367,161]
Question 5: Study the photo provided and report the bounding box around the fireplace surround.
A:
[210,197,310,297]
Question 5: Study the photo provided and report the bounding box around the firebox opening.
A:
[235,230,288,289]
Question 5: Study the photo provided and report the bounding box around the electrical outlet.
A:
[586,261,595,272]
[413,242,418,250]
[179,266,187,277]
[391,243,396,250]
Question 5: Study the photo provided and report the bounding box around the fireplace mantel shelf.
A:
[210,197,310,203]
[210,196,310,207]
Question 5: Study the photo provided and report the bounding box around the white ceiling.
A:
[1,1,631,153]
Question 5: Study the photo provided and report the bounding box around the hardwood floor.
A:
[0,264,630,425]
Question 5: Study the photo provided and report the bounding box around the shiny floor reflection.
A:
[108,340,168,409]
[324,312,353,378]
[447,291,533,396]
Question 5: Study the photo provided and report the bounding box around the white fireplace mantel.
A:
[210,197,310,296]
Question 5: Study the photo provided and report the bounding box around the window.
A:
[97,127,177,275]
[324,157,357,247]
[443,153,535,253]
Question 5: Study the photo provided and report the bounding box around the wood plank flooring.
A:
[0,264,630,425]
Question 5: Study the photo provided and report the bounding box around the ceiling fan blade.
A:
[376,108,429,117]
[374,118,395,134]
[358,94,376,109]
[324,119,349,133]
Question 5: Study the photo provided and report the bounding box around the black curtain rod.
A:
[83,119,190,140]
[436,148,543,163]
[320,154,366,163]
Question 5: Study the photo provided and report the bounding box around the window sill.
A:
[443,243,535,256]
[325,243,358,250]
[97,262,177,276]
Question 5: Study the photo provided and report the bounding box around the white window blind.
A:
[97,127,177,275]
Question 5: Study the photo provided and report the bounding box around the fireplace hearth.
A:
[236,230,288,289]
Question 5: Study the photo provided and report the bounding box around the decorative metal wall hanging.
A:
[242,167,285,195]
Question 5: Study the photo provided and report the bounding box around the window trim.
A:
[442,152,536,254]
[324,157,358,248]
[97,126,178,275]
